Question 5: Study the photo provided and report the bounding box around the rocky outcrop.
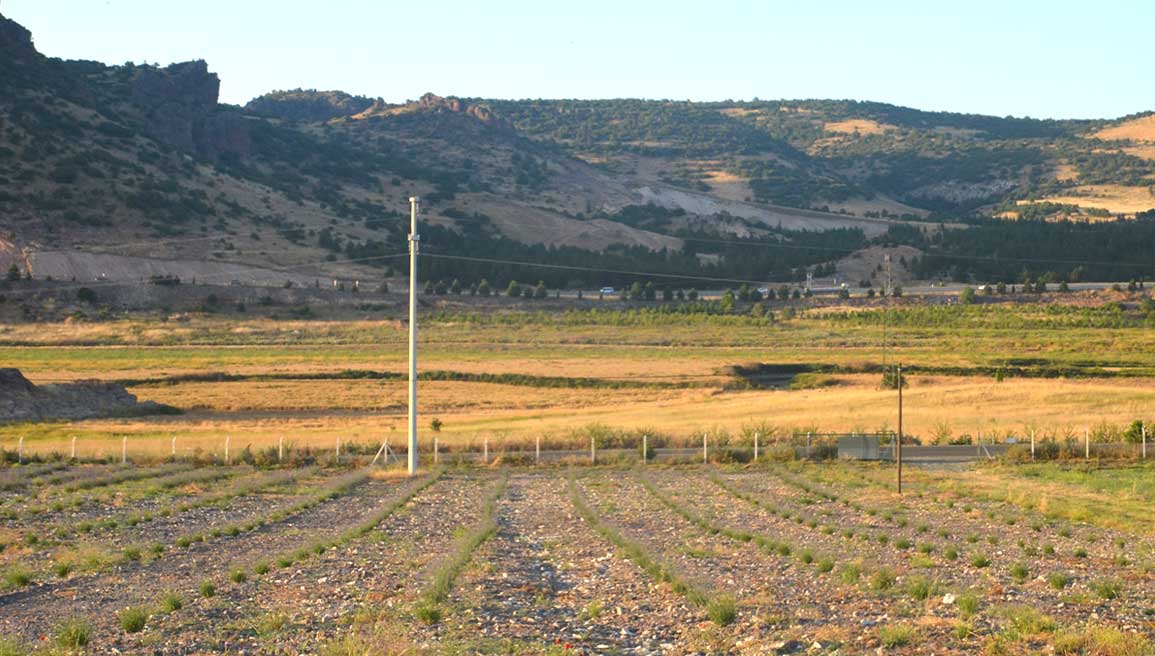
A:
[245,89,376,122]
[130,60,250,160]
[0,369,174,424]
[415,93,512,130]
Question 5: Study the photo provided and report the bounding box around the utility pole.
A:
[407,197,420,476]
[897,363,903,495]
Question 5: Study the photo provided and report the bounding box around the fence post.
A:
[643,434,648,464]
[71,435,77,461]
[122,435,128,465]
[1030,429,1035,461]
[976,430,981,457]
[278,436,284,464]
[225,435,231,465]
[484,437,488,465]
[807,432,812,460]
[591,436,596,465]
[1143,424,1147,460]
[1085,426,1090,460]
[335,437,341,462]
[434,436,439,465]
[535,435,540,466]
[753,432,759,463]
[702,433,708,464]
[171,434,176,458]
[17,436,23,465]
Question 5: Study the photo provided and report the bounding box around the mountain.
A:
[1,13,1154,291]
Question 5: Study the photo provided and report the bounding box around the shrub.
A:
[906,575,938,600]
[1091,578,1121,600]
[160,592,183,613]
[957,590,980,618]
[53,562,72,578]
[254,562,271,575]
[1047,572,1071,590]
[3,565,31,589]
[230,569,247,583]
[199,581,216,598]
[944,546,959,561]
[839,562,863,584]
[415,602,442,625]
[870,568,896,591]
[119,606,149,633]
[878,623,917,647]
[55,617,91,649]
[706,596,737,626]
[970,554,991,568]
[1010,563,1030,583]
[816,557,835,573]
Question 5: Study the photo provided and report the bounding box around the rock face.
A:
[130,60,250,160]
[0,368,172,424]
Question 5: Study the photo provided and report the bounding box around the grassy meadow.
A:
[3,298,1155,457]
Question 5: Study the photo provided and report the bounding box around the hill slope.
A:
[1,13,1154,291]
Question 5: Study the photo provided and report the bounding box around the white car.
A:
[599,287,615,295]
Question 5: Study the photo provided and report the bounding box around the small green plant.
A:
[230,569,247,583]
[1047,572,1071,590]
[1073,548,1088,559]
[1044,544,1056,555]
[870,568,896,591]
[1091,578,1121,600]
[578,600,603,621]
[55,617,92,649]
[415,602,442,625]
[53,562,72,579]
[839,562,863,584]
[706,596,737,626]
[957,590,980,618]
[276,556,294,568]
[119,606,149,633]
[3,565,31,589]
[254,561,271,575]
[817,557,835,573]
[798,550,814,564]
[1010,563,1030,583]
[895,538,912,550]
[878,623,917,647]
[160,592,183,613]
[906,575,938,600]
[122,546,142,562]
[199,581,216,598]
[970,554,991,568]
[944,546,959,561]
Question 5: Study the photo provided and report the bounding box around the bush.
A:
[415,602,442,625]
[706,596,737,626]
[199,581,216,598]
[119,606,149,633]
[159,592,184,613]
[878,623,917,647]
[1047,572,1071,590]
[55,617,91,649]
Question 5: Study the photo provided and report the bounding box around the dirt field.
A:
[1,461,1152,654]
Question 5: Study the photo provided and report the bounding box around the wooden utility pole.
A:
[897,364,903,495]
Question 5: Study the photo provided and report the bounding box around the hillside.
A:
[1,13,1154,293]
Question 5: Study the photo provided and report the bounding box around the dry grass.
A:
[823,119,893,136]
[1092,115,1155,142]
[1038,184,1155,216]
[8,374,1155,457]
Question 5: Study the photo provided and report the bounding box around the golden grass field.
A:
[3,296,1155,458]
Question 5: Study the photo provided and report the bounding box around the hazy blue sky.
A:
[5,1,1152,119]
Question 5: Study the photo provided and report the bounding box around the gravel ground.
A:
[1,465,1153,655]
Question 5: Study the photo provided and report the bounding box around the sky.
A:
[4,0,1153,120]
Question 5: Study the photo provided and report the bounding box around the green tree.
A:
[687,288,698,301]
[450,279,462,294]
[643,281,656,301]
[423,280,434,295]
[5,264,20,281]
[534,280,548,299]
[478,279,491,296]
[506,280,521,297]
[720,289,735,313]
[996,281,1006,294]
[960,287,977,305]
[629,281,644,300]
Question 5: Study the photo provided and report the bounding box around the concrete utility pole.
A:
[897,363,903,495]
[407,197,420,476]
